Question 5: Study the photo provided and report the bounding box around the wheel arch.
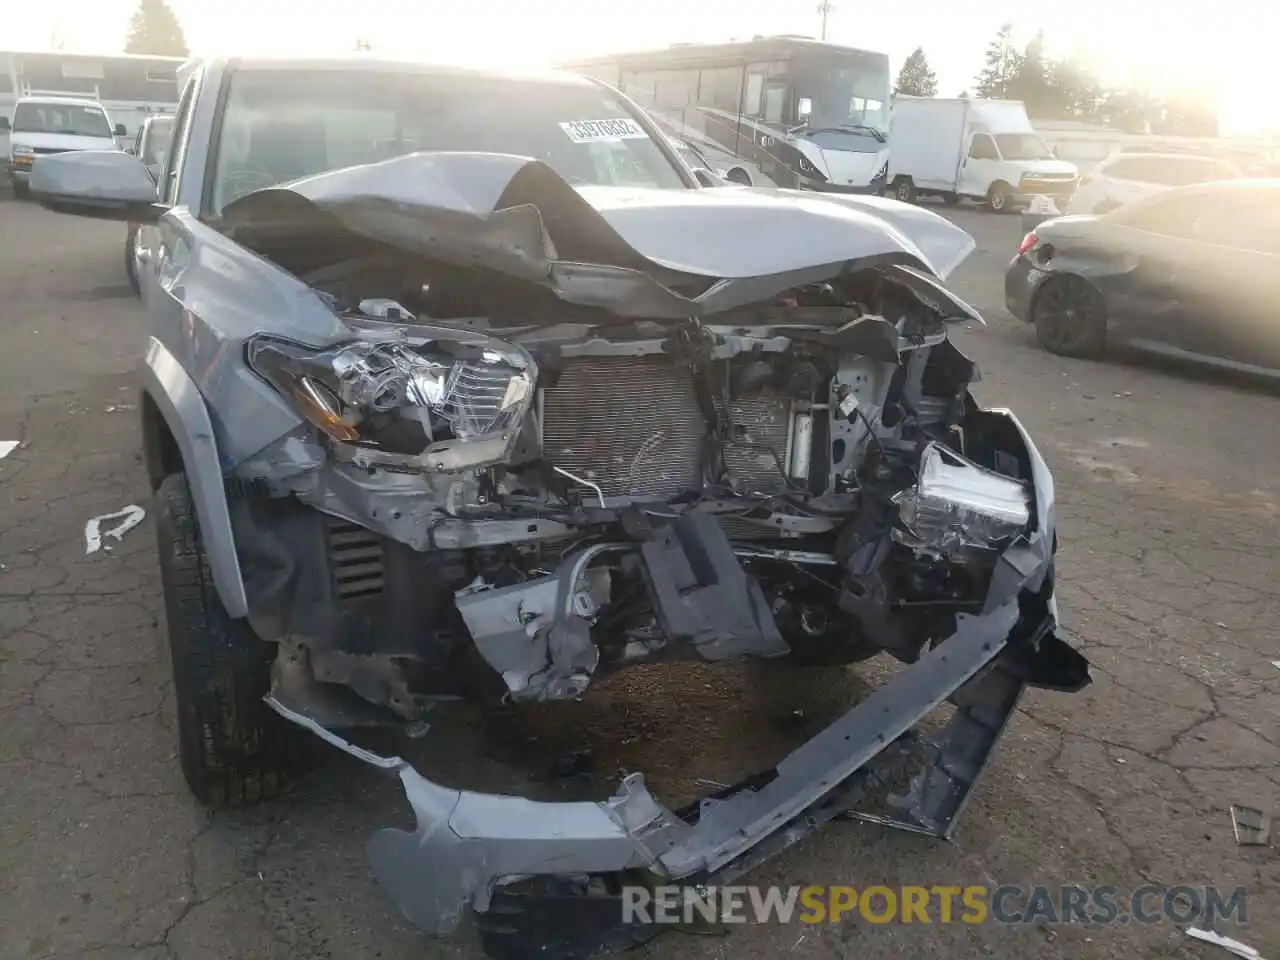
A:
[139,336,249,618]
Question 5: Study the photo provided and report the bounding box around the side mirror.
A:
[797,97,813,120]
[0,116,9,133]
[30,150,164,223]
[114,123,127,137]
[692,168,722,188]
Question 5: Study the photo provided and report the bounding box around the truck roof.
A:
[15,93,107,109]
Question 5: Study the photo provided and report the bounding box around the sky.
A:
[9,0,1279,136]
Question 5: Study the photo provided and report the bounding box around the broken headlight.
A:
[246,332,535,472]
[892,442,1031,558]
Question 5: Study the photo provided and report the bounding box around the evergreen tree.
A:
[123,0,188,58]
[974,22,1021,99]
[894,47,938,97]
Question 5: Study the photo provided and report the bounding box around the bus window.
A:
[699,66,743,112]
[744,71,765,116]
[763,82,787,123]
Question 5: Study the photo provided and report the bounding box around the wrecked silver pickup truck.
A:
[31,57,1089,958]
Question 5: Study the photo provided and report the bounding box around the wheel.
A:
[125,225,140,296]
[1032,275,1107,358]
[893,178,917,203]
[155,471,305,805]
[986,182,1013,213]
[724,167,752,186]
[942,192,960,206]
[12,179,30,200]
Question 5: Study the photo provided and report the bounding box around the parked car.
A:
[3,93,127,198]
[1065,151,1241,216]
[31,56,1085,958]
[1008,179,1280,373]
[125,114,175,294]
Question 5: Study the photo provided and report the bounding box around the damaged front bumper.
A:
[263,412,1089,956]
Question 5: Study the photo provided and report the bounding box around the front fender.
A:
[139,336,249,618]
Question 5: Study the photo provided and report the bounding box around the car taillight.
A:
[1018,232,1038,256]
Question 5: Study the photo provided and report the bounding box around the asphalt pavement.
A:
[0,192,1276,960]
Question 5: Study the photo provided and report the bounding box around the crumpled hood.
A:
[222,151,979,320]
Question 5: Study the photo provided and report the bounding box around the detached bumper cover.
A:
[265,411,1089,951]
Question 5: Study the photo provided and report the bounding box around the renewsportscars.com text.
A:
[622,884,1248,926]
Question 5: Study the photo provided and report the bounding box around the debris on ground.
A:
[84,505,146,554]
[1229,804,1271,846]
[1185,926,1265,959]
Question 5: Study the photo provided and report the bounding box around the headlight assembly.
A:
[246,331,535,472]
[11,145,35,157]
[891,442,1030,558]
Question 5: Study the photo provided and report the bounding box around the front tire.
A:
[156,471,302,806]
[12,179,30,200]
[1032,275,1107,358]
[125,224,140,295]
[724,167,752,186]
[986,182,1013,213]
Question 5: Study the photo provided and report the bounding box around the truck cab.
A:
[889,97,1078,212]
[4,94,126,198]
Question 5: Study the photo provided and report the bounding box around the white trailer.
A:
[887,97,1079,212]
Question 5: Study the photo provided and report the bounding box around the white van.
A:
[4,95,125,198]
[888,97,1078,212]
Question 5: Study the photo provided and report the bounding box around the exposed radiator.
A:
[539,357,796,501]
[540,356,704,499]
[721,395,792,495]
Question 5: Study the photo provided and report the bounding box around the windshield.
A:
[994,133,1054,161]
[792,51,890,152]
[13,101,112,138]
[210,69,687,214]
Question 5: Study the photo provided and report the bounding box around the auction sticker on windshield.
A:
[559,118,649,143]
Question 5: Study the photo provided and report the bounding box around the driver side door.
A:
[959,132,999,199]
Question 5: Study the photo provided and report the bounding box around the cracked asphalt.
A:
[0,192,1276,960]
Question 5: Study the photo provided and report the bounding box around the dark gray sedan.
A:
[1006,179,1280,375]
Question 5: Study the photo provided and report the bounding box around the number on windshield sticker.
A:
[559,118,648,143]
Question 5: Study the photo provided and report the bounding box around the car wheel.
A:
[986,182,1013,213]
[1032,275,1107,358]
[125,225,140,296]
[894,178,917,203]
[13,180,30,200]
[156,471,305,806]
[724,167,752,186]
[942,191,960,206]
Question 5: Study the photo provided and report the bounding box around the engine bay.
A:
[232,259,1039,720]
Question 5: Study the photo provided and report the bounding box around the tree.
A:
[974,22,1021,99]
[1006,30,1053,116]
[1047,54,1104,121]
[123,0,188,57]
[894,47,938,97]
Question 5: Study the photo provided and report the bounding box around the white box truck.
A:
[887,97,1078,213]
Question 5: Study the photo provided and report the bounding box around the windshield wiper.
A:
[826,123,887,143]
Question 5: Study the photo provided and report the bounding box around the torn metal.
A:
[179,153,1089,952]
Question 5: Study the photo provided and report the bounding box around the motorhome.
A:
[563,36,892,193]
[888,97,1078,212]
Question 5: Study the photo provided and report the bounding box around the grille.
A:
[325,518,385,600]
[440,361,517,436]
[541,356,704,499]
